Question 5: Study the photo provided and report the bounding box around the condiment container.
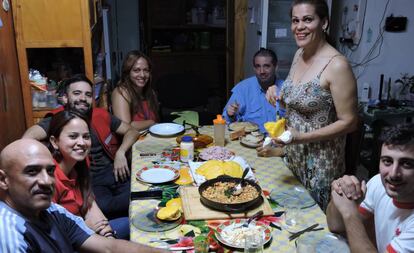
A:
[180,136,194,162]
[213,114,226,146]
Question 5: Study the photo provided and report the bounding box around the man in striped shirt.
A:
[0,139,166,253]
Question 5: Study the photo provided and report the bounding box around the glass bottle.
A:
[180,136,194,162]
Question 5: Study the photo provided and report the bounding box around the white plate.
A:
[297,231,350,253]
[270,186,316,209]
[228,121,259,133]
[149,123,185,137]
[136,165,179,184]
[215,219,272,249]
[240,134,264,148]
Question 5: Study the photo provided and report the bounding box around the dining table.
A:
[129,125,330,252]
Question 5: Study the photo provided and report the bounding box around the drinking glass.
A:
[194,235,209,253]
[281,197,301,227]
[244,232,264,253]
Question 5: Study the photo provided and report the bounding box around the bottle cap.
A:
[182,136,193,142]
[213,114,226,124]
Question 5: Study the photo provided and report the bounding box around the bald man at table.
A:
[0,139,167,253]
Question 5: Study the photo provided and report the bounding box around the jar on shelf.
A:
[199,31,210,50]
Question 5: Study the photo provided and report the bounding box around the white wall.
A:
[334,0,414,101]
[244,0,264,78]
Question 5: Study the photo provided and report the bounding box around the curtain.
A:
[234,0,248,84]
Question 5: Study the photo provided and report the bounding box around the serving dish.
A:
[198,146,234,161]
[240,133,264,148]
[215,219,271,248]
[198,176,263,212]
[149,123,185,137]
[176,134,213,149]
[131,206,182,232]
[228,121,259,133]
[136,165,179,184]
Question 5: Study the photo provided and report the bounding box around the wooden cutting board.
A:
[179,186,274,220]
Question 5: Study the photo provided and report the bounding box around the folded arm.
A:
[328,191,377,253]
[84,201,114,238]
[327,175,377,253]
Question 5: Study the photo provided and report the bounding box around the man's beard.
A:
[257,75,276,91]
[66,102,92,117]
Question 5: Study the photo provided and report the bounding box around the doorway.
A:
[139,0,234,123]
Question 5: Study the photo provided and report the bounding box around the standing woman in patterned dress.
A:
[266,0,358,210]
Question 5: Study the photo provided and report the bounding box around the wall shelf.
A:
[12,0,94,126]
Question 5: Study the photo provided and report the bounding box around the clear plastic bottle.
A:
[213,114,226,146]
[180,136,194,162]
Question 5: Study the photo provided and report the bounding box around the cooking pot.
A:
[198,176,263,213]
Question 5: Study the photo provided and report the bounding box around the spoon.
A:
[242,210,264,228]
[231,168,250,196]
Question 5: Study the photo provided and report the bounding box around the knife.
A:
[130,189,163,200]
[288,223,319,241]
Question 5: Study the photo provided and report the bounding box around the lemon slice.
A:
[166,198,183,212]
[156,206,181,221]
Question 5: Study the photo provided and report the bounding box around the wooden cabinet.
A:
[0,2,26,149]
[141,0,232,118]
[12,0,93,126]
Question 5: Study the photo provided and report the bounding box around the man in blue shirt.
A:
[223,48,284,133]
[0,139,166,253]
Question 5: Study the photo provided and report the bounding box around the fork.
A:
[288,223,320,241]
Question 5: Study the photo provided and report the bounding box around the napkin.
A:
[171,111,199,126]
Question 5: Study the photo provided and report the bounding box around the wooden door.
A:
[0,3,26,149]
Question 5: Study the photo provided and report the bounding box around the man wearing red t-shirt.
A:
[327,124,414,252]
[23,75,139,238]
